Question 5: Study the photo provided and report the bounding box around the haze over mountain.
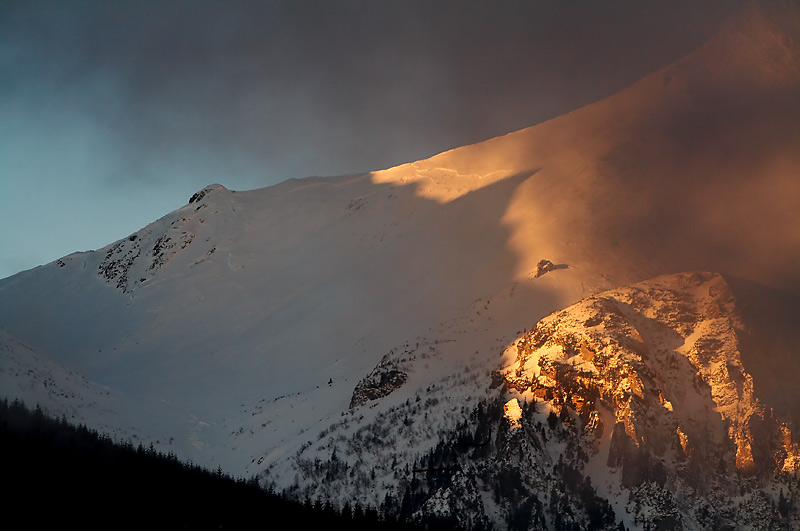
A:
[0,0,747,280]
[2,2,799,529]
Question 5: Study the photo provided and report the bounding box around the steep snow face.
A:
[503,398,522,430]
[503,272,800,485]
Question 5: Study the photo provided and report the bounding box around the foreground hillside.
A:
[1,398,435,530]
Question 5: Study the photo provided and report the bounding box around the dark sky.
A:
[0,0,747,279]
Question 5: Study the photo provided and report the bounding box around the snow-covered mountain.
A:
[1,2,799,529]
[339,271,799,529]
[498,272,800,528]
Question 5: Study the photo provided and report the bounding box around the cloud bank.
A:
[0,0,745,278]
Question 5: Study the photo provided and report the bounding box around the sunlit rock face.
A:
[504,272,800,489]
[380,271,800,530]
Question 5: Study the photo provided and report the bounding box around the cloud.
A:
[2,0,748,176]
[0,0,747,278]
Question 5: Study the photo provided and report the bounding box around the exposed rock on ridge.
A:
[504,271,800,488]
[97,184,231,292]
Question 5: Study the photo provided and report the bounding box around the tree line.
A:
[0,397,449,530]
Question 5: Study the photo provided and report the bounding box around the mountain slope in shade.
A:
[0,326,196,453]
[0,2,799,527]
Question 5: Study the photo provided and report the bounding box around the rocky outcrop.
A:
[189,183,228,204]
[404,272,800,530]
[349,369,407,409]
[533,259,555,278]
[349,352,408,409]
[97,184,230,292]
[504,271,800,487]
[98,227,194,292]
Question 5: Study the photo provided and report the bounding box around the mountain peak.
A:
[682,0,800,90]
[189,183,230,204]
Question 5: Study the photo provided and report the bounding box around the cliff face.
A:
[372,272,800,530]
[504,271,799,487]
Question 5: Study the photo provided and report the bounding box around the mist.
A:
[0,0,745,279]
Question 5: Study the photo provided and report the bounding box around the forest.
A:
[0,397,452,530]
